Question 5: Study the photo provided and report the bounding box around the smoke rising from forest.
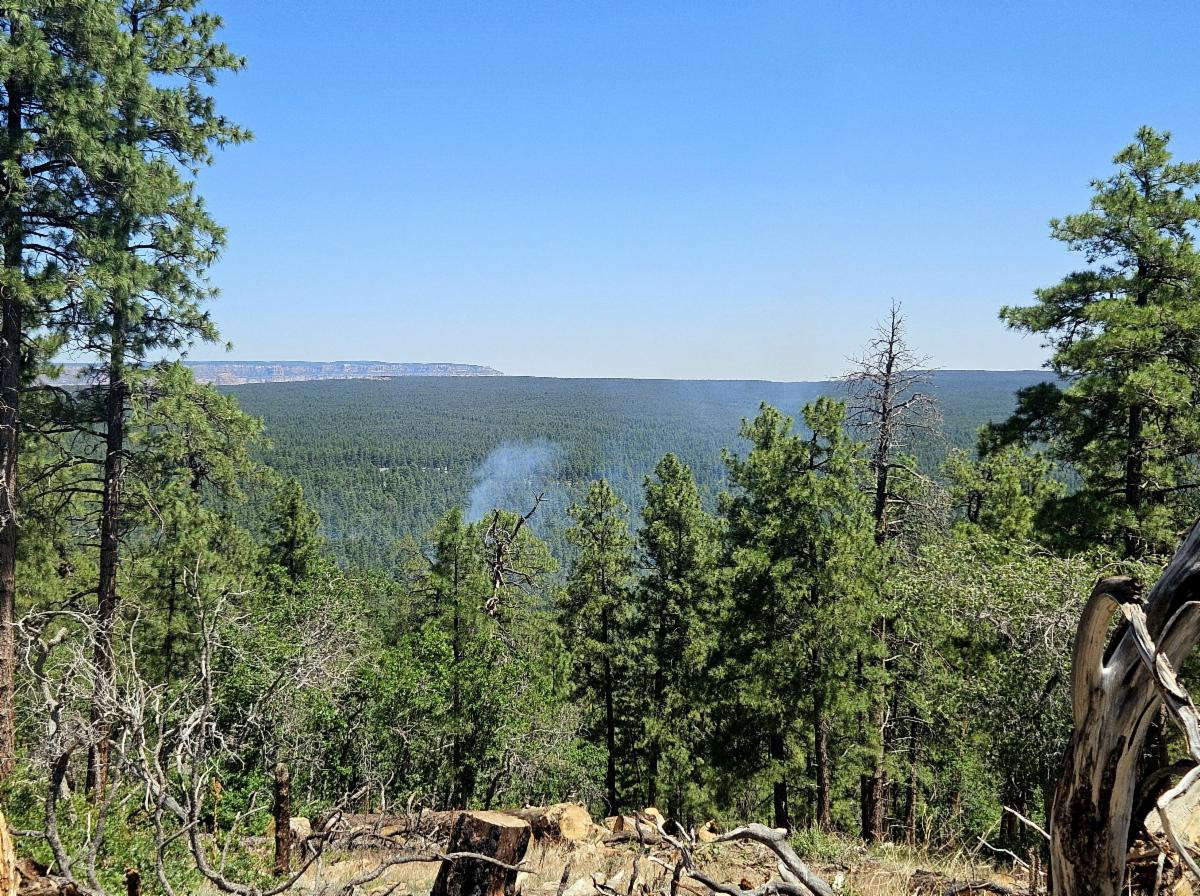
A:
[466,439,564,522]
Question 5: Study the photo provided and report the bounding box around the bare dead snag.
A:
[1050,520,1200,895]
[273,763,292,876]
[482,495,544,616]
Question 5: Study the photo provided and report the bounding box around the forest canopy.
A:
[0,4,1195,896]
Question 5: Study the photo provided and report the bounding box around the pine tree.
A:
[263,478,323,590]
[944,443,1064,546]
[561,478,635,812]
[990,126,1200,557]
[720,399,878,830]
[0,1,174,776]
[68,0,245,791]
[426,508,487,807]
[634,454,717,820]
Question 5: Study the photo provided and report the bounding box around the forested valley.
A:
[226,370,1049,568]
[3,5,1200,896]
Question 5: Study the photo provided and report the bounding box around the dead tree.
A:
[273,763,292,876]
[843,300,939,843]
[653,821,833,896]
[481,494,544,616]
[1051,521,1200,894]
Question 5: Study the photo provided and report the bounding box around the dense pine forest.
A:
[227,370,1048,567]
[1,4,1200,896]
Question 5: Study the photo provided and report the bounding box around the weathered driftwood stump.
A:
[0,809,14,896]
[1051,521,1200,896]
[431,811,530,896]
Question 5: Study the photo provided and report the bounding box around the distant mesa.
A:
[49,360,505,385]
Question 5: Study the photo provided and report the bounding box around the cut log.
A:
[505,804,599,842]
[314,809,460,845]
[431,811,530,896]
[603,814,662,845]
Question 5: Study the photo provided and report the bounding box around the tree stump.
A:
[431,811,530,896]
[1051,521,1200,895]
[0,809,14,896]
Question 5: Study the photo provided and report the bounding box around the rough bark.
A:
[0,63,23,781]
[431,811,530,896]
[813,701,831,831]
[1050,521,1200,895]
[769,730,788,830]
[273,763,291,876]
[86,335,125,795]
[0,808,15,896]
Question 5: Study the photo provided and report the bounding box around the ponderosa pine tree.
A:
[944,443,1064,546]
[425,508,486,807]
[990,127,1200,558]
[70,0,245,792]
[125,363,263,685]
[0,2,135,776]
[720,399,878,830]
[635,453,717,819]
[561,478,634,812]
[263,478,323,592]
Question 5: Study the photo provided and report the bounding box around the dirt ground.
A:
[300,834,1030,896]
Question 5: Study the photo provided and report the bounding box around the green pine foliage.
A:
[718,399,881,830]
[991,127,1200,557]
[633,454,718,822]
[3,30,1198,885]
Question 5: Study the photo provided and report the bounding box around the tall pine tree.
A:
[634,454,717,820]
[990,127,1200,557]
[721,399,878,830]
[561,479,634,812]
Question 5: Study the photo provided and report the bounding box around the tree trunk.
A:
[1050,521,1200,895]
[431,811,530,896]
[87,336,125,795]
[0,808,16,896]
[861,629,887,843]
[769,730,788,830]
[273,762,291,875]
[1124,401,1145,558]
[0,70,23,781]
[602,608,618,813]
[903,731,919,846]
[814,703,831,831]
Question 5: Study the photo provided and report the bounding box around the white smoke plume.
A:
[466,439,563,522]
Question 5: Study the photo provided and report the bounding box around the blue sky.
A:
[195,0,1200,379]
